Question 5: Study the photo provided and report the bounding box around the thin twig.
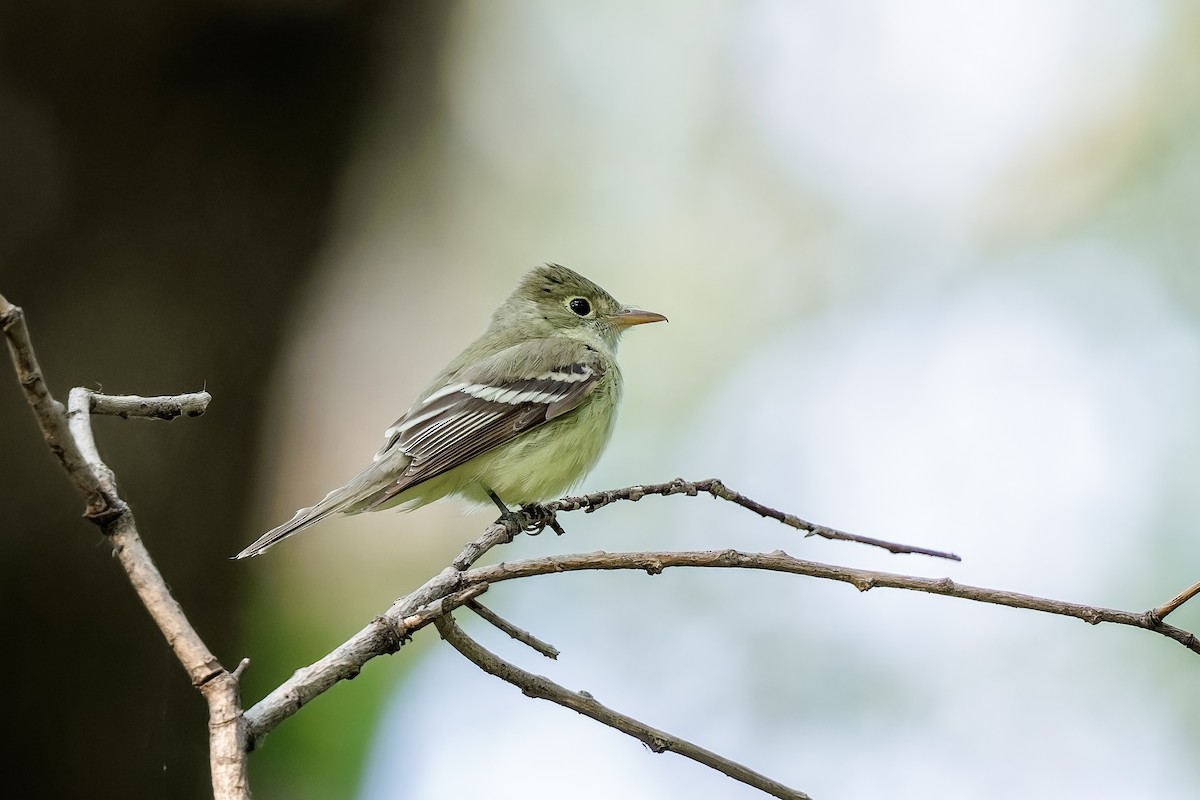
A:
[435,613,811,800]
[90,391,212,420]
[1152,580,1200,621]
[467,600,560,659]
[399,584,491,633]
[244,512,1200,745]
[462,550,1200,656]
[548,478,961,561]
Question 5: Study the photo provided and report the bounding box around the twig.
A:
[241,522,521,745]
[1,294,248,798]
[400,584,491,633]
[435,613,811,800]
[66,388,124,514]
[244,513,1200,747]
[462,550,1200,656]
[467,600,560,659]
[1,294,117,519]
[549,478,961,561]
[90,391,212,420]
[1152,580,1200,621]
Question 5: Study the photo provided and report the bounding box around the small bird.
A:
[235,264,666,558]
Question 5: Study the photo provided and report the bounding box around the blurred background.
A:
[2,2,1198,798]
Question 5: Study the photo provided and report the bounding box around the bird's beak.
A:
[612,307,668,329]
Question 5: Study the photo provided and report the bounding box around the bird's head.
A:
[496,263,667,352]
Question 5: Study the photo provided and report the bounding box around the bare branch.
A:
[66,388,122,501]
[10,288,1193,798]
[1152,579,1200,621]
[244,518,529,743]
[548,478,961,561]
[453,519,524,570]
[2,297,247,797]
[243,578,492,745]
[244,504,1199,750]
[462,550,1200,655]
[1,294,118,519]
[435,612,811,800]
[90,391,212,420]
[467,600,560,659]
[400,584,491,631]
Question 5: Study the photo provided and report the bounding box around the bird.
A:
[234,263,666,558]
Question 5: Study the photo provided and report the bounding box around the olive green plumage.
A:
[235,264,665,558]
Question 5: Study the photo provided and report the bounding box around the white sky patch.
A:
[704,256,1199,596]
[734,0,1164,226]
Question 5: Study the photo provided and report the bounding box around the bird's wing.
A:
[360,338,606,509]
[235,339,604,559]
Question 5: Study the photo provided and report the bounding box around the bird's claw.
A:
[487,489,565,536]
[519,503,565,536]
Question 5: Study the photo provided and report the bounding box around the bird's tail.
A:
[233,492,341,559]
[234,472,384,558]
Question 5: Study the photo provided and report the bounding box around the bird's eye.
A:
[568,297,591,316]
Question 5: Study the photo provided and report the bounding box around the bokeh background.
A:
[2,2,1198,798]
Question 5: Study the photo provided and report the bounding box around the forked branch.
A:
[460,550,1200,655]
[6,290,1197,800]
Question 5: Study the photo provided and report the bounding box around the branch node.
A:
[231,658,251,680]
[646,736,669,754]
[667,477,691,495]
[375,614,412,652]
[83,498,126,526]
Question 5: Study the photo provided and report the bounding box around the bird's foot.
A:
[486,490,564,536]
[519,503,565,536]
